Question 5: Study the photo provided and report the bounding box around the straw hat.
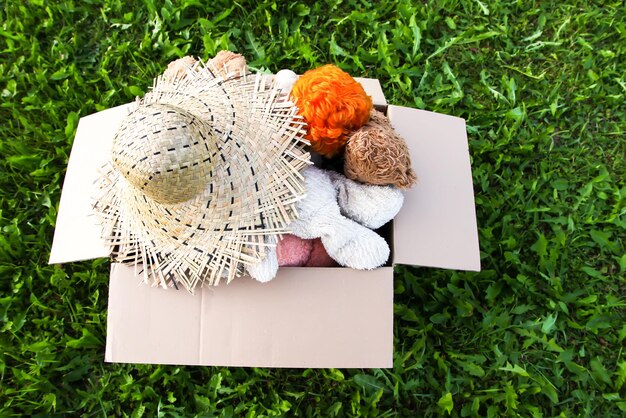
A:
[94,60,311,290]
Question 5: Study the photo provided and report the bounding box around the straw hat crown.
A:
[112,103,216,204]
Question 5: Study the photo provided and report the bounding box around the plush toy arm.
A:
[328,171,404,229]
[289,167,344,239]
[247,244,278,283]
[317,217,389,270]
[290,215,336,240]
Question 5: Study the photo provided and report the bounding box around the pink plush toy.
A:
[276,235,337,267]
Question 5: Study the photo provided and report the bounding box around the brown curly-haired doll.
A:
[344,109,417,189]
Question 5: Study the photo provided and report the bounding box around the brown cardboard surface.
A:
[388,105,480,271]
[49,103,132,264]
[106,264,394,368]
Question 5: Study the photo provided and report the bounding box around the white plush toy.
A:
[274,69,298,94]
[247,166,404,282]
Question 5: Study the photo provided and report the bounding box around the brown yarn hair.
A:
[344,109,417,189]
[207,50,247,77]
[162,51,247,81]
[163,56,198,81]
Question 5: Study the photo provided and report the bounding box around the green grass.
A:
[1,0,625,416]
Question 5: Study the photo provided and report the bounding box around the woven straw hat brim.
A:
[94,63,310,290]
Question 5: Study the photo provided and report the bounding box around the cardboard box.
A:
[50,79,480,368]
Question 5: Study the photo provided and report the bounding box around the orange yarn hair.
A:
[290,64,373,157]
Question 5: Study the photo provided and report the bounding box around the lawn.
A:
[1,0,625,416]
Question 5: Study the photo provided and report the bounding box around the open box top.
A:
[49,78,480,367]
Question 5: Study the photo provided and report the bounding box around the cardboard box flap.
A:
[388,105,480,271]
[106,264,393,368]
[354,77,387,107]
[49,104,132,264]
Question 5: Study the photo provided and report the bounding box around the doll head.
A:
[290,64,372,157]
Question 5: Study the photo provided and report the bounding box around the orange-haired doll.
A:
[290,64,372,157]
